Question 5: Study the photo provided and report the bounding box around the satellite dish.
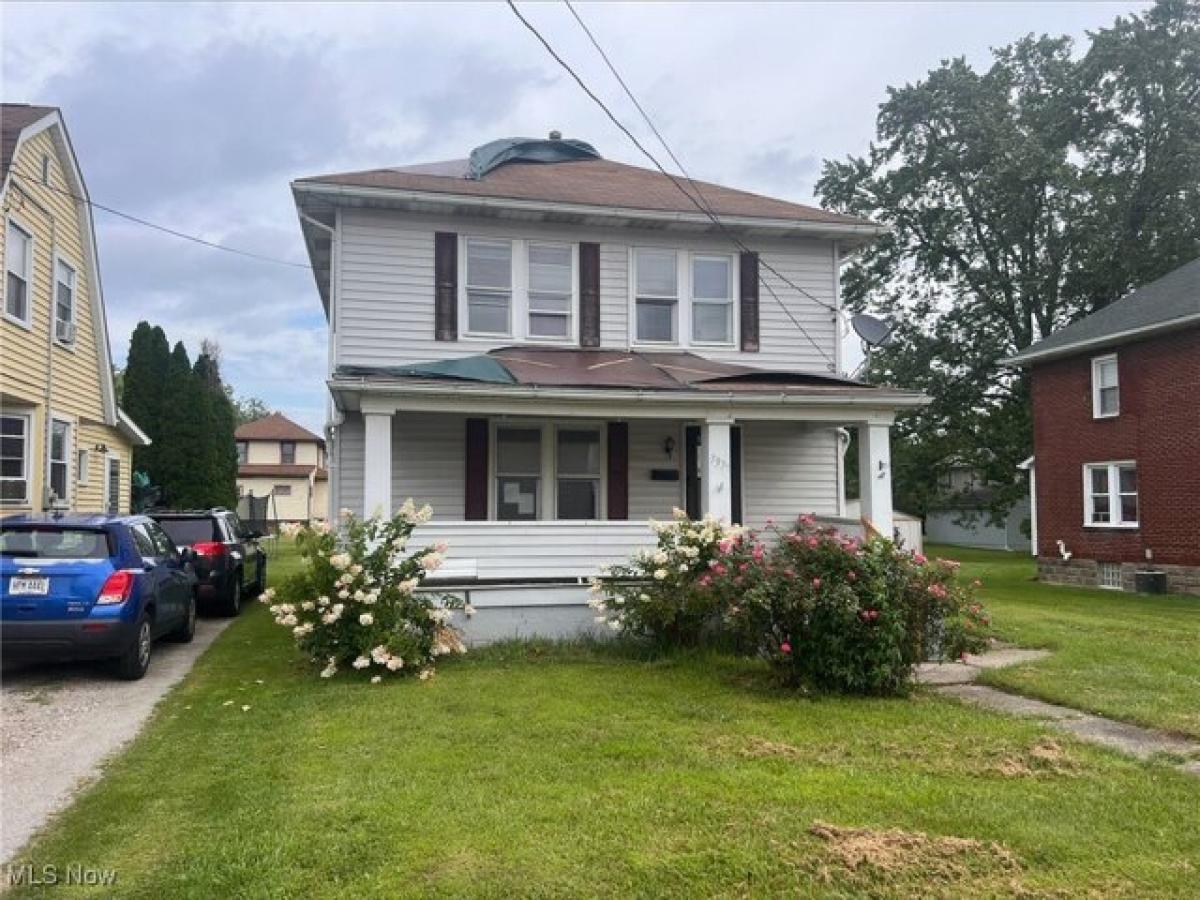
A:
[851,313,897,348]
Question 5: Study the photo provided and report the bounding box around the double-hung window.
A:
[465,238,513,335]
[1091,354,1119,418]
[54,258,76,343]
[280,441,296,464]
[556,428,601,519]
[495,427,541,520]
[1084,462,1137,527]
[49,418,71,505]
[5,220,32,324]
[237,441,248,464]
[691,254,734,344]
[527,243,573,339]
[1,414,31,504]
[634,249,678,343]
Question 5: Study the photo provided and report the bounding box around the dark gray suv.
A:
[151,509,266,616]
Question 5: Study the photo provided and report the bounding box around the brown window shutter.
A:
[464,418,488,520]
[739,251,760,352]
[435,232,458,341]
[731,426,743,525]
[579,242,601,348]
[606,421,629,520]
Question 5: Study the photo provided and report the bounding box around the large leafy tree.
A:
[818,0,1200,518]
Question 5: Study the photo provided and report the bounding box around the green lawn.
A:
[930,544,1200,739]
[8,541,1200,898]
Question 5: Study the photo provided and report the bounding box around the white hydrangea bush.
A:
[589,508,746,647]
[265,501,472,681]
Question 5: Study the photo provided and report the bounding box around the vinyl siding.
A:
[0,127,131,514]
[740,421,840,531]
[335,208,837,373]
[627,419,683,520]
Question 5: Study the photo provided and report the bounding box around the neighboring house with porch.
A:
[1,103,148,515]
[1005,257,1200,595]
[292,135,925,636]
[235,413,327,523]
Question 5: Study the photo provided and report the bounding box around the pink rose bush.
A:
[266,501,468,681]
[596,511,989,695]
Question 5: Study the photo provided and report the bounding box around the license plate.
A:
[9,576,49,596]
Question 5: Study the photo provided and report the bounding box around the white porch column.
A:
[702,418,733,522]
[363,411,393,518]
[857,423,894,539]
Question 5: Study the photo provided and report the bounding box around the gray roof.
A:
[1006,258,1200,365]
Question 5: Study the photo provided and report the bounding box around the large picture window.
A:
[5,220,32,324]
[495,427,541,520]
[556,428,601,519]
[634,249,678,343]
[1,413,31,504]
[465,238,513,335]
[691,254,733,344]
[1084,462,1137,527]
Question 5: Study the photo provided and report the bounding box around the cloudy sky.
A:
[3,1,1146,431]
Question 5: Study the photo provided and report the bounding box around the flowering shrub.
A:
[264,501,470,681]
[729,516,990,694]
[589,509,753,647]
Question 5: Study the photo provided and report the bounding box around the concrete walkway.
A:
[0,617,233,863]
[918,648,1200,775]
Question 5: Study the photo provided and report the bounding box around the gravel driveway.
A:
[1,617,233,863]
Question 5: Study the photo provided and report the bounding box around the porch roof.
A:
[330,348,926,420]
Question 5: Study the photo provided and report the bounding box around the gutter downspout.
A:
[9,177,59,511]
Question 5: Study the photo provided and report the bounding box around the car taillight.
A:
[97,569,136,605]
[192,542,227,558]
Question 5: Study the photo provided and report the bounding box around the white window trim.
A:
[689,251,738,347]
[1091,353,1119,419]
[488,419,607,521]
[1083,460,1138,529]
[77,447,90,486]
[4,214,35,330]
[48,413,74,508]
[52,253,77,348]
[104,451,121,515]
[457,236,579,345]
[0,410,33,505]
[629,246,739,349]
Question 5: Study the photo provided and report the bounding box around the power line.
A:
[7,167,312,271]
[511,0,839,367]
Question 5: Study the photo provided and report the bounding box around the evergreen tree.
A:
[121,322,170,488]
[194,352,238,508]
[156,343,209,508]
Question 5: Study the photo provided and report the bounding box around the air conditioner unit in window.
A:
[55,319,75,344]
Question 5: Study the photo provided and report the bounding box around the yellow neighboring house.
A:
[1,104,149,514]
[235,413,327,523]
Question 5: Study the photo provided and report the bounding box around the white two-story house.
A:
[292,136,923,635]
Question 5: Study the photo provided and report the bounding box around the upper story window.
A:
[464,238,512,335]
[236,441,248,465]
[527,243,572,338]
[461,238,577,341]
[1091,354,1119,418]
[633,249,678,343]
[5,220,32,325]
[1084,461,1138,527]
[633,248,737,347]
[691,255,733,344]
[280,441,296,464]
[40,154,51,185]
[54,258,76,344]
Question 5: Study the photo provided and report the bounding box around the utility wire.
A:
[514,0,839,367]
[7,167,312,271]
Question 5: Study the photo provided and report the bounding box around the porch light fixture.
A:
[92,442,108,453]
[663,436,676,460]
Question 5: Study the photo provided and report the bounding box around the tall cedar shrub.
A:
[122,322,170,486]
[155,343,210,508]
[194,353,237,507]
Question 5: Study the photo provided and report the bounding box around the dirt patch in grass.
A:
[805,821,1041,896]
[994,738,1080,779]
[711,734,811,762]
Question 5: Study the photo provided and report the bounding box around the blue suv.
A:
[1,515,197,680]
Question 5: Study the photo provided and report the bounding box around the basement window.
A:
[1097,562,1122,590]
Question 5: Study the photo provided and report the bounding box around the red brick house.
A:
[1005,258,1200,596]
